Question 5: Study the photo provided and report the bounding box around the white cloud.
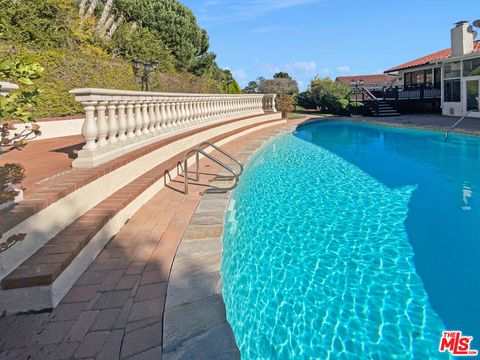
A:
[337,66,350,73]
[197,0,324,24]
[285,61,317,74]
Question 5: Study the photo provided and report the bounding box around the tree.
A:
[243,81,258,94]
[115,0,210,69]
[297,77,351,114]
[257,77,299,95]
[188,52,217,77]
[108,24,175,70]
[273,72,292,80]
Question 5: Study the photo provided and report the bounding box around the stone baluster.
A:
[237,98,242,117]
[200,98,207,122]
[148,99,156,133]
[174,101,181,128]
[142,100,150,134]
[134,102,143,136]
[184,99,191,127]
[165,100,173,129]
[181,98,187,126]
[81,101,98,150]
[235,98,239,118]
[189,98,194,124]
[192,99,199,124]
[206,98,212,121]
[96,101,109,146]
[211,98,216,121]
[215,98,221,120]
[159,99,167,130]
[154,100,162,132]
[117,101,127,141]
[126,101,135,138]
[225,98,231,119]
[107,101,118,144]
[227,98,232,119]
[219,98,225,119]
[190,99,196,124]
[195,99,201,123]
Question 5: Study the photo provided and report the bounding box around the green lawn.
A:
[287,112,335,120]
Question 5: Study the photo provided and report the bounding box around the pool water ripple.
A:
[220,122,479,359]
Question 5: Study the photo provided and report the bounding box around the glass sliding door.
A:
[466,80,479,112]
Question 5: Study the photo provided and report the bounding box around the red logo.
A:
[439,331,478,356]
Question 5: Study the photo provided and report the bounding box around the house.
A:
[336,74,397,90]
[385,20,480,118]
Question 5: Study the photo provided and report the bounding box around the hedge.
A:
[0,41,225,118]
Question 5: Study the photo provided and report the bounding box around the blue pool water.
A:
[221,121,480,359]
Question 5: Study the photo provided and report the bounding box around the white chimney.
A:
[451,21,474,57]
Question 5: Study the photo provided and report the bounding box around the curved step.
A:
[0,116,285,314]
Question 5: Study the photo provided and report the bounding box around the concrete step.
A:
[0,114,285,314]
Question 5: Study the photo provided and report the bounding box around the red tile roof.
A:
[336,74,397,87]
[385,41,480,73]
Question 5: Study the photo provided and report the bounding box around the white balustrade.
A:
[69,88,277,168]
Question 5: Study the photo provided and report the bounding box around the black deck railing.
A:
[365,85,441,102]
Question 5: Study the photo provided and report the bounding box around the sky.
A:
[181,0,478,90]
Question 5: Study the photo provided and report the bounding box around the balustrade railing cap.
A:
[0,81,19,96]
[69,88,268,100]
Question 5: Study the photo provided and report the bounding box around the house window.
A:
[404,69,433,86]
[463,58,480,77]
[434,68,441,88]
[405,73,412,86]
[444,79,461,102]
[444,62,461,78]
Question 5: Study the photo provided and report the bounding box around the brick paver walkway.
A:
[0,119,300,360]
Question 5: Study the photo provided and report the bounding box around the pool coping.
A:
[305,115,480,138]
[162,122,297,359]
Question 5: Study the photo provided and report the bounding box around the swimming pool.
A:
[221,121,480,359]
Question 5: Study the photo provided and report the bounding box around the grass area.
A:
[288,112,335,120]
[288,113,307,120]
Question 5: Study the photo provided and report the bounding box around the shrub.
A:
[277,94,294,119]
[297,77,352,115]
[0,42,138,117]
[296,91,317,110]
[0,0,92,49]
[224,80,242,94]
[149,72,222,93]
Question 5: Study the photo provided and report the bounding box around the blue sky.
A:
[181,0,477,90]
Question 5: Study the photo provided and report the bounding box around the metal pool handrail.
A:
[196,141,244,180]
[445,111,475,141]
[183,145,241,195]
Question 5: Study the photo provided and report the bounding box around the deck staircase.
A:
[360,88,400,117]
[365,100,401,117]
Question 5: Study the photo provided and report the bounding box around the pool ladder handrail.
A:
[445,111,475,141]
[183,141,244,195]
